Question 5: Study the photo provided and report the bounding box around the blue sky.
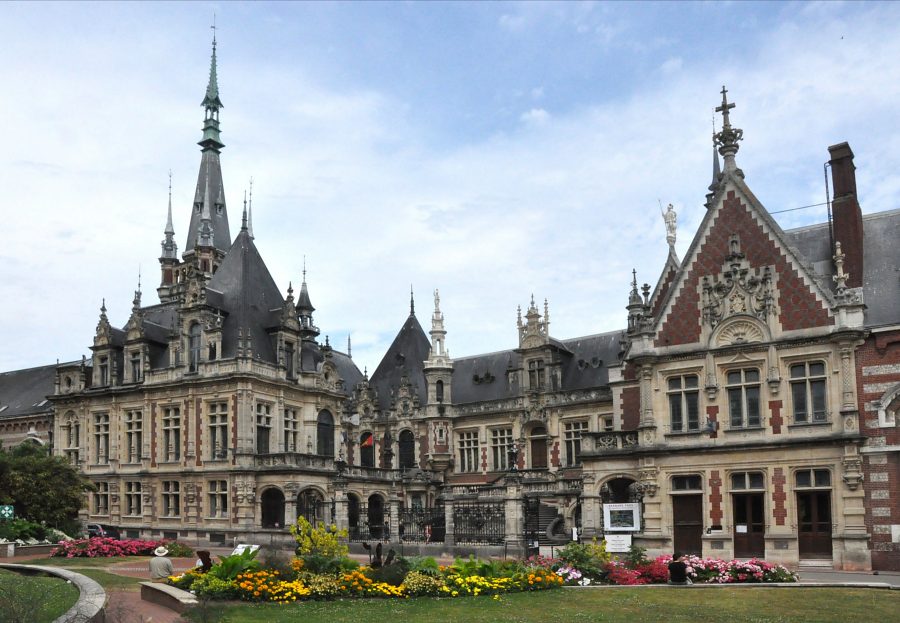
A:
[2,1,899,375]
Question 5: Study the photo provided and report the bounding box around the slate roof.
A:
[205,228,284,363]
[0,363,60,420]
[784,208,900,328]
[450,330,623,404]
[369,313,431,411]
[185,149,232,254]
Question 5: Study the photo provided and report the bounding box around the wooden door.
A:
[733,493,765,558]
[798,491,832,558]
[672,495,703,556]
[530,438,547,469]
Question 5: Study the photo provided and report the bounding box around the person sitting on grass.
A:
[149,546,174,583]
[667,552,692,585]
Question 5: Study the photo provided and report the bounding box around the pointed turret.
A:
[158,172,180,302]
[626,269,645,335]
[424,288,453,407]
[705,132,723,209]
[185,33,231,255]
[297,261,319,342]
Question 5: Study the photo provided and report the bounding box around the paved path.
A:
[797,568,900,588]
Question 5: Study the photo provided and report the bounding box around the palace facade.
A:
[2,42,898,571]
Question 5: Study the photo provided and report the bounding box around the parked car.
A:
[86,523,120,539]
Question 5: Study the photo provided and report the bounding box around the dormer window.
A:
[285,341,295,378]
[130,351,142,382]
[528,360,545,390]
[99,357,109,386]
[188,323,202,372]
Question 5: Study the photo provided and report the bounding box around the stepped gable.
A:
[369,313,431,411]
[655,179,835,348]
[205,229,283,362]
[649,251,679,319]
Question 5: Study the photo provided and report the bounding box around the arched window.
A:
[317,410,334,457]
[368,494,386,539]
[188,323,202,372]
[360,432,375,467]
[298,489,325,525]
[436,380,444,403]
[398,430,416,469]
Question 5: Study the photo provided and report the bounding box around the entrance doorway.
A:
[260,488,285,529]
[732,493,765,558]
[797,491,832,559]
[672,495,703,555]
[530,427,547,469]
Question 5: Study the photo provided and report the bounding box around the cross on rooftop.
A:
[716,85,735,129]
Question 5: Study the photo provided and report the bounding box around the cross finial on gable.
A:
[716,86,735,129]
[714,85,744,176]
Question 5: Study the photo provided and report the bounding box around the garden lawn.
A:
[0,568,80,623]
[184,586,900,623]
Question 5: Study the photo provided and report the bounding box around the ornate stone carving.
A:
[841,456,863,491]
[235,480,256,505]
[714,319,765,347]
[639,465,659,498]
[701,235,775,329]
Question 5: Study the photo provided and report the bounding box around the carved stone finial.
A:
[714,85,744,175]
[833,241,849,291]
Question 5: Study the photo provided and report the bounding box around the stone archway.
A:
[261,488,285,529]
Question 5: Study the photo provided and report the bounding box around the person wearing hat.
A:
[149,545,174,582]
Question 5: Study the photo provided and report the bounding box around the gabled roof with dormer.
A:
[205,228,283,362]
[369,312,431,412]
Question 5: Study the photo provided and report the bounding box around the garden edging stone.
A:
[0,562,106,622]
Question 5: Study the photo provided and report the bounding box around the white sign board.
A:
[603,502,641,532]
[604,533,633,553]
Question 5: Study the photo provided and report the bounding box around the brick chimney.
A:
[828,142,864,288]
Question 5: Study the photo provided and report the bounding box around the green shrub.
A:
[401,555,440,576]
[161,541,194,558]
[291,517,348,560]
[366,558,410,586]
[190,574,239,599]
[0,518,48,541]
[208,548,260,581]
[558,538,610,579]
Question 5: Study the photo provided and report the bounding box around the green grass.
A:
[184,587,900,623]
[0,568,80,623]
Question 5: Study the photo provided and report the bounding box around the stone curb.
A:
[0,563,107,622]
[140,581,198,613]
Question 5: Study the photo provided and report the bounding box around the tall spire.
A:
[410,285,415,316]
[199,26,224,150]
[186,28,231,254]
[714,85,743,177]
[248,177,255,239]
[241,190,248,231]
[425,288,451,366]
[347,334,352,358]
[197,160,214,248]
[160,171,178,259]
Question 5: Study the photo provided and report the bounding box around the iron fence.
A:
[397,506,445,543]
[453,500,505,545]
[349,503,391,542]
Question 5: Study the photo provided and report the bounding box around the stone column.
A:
[443,493,455,546]
[504,476,523,553]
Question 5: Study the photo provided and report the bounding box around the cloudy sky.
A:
[2,1,899,375]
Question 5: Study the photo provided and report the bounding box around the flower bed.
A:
[51,537,192,558]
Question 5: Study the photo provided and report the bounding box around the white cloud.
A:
[519,108,550,125]
[660,57,683,74]
[2,3,900,379]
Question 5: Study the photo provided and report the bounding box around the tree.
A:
[0,442,94,535]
